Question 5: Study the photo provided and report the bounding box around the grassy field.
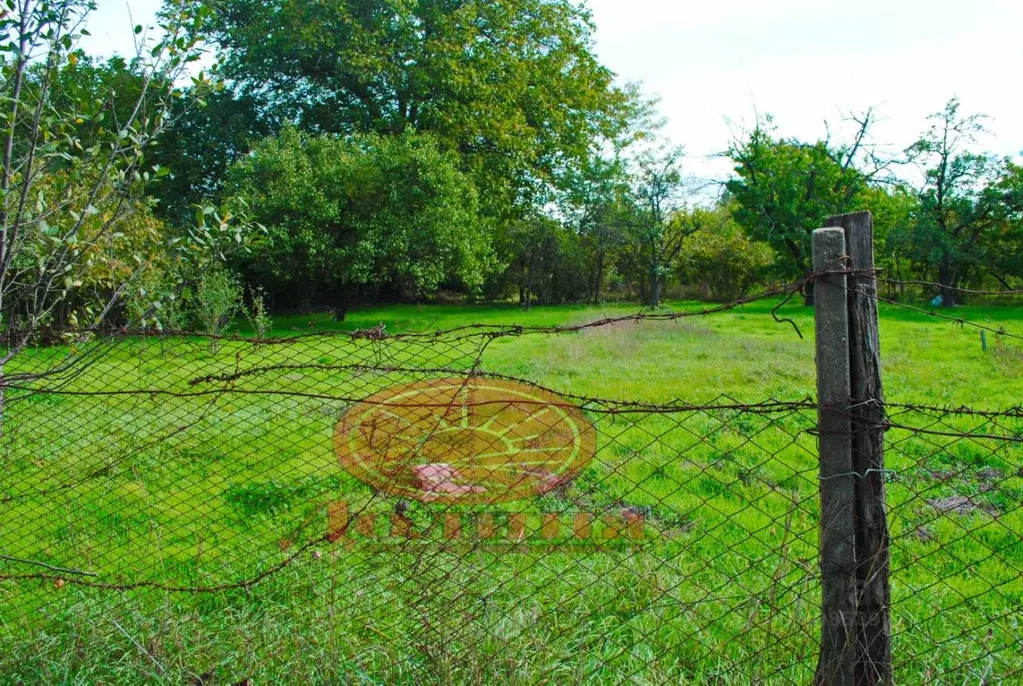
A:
[1,297,1021,684]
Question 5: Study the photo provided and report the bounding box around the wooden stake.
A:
[828,211,892,684]
[812,226,857,686]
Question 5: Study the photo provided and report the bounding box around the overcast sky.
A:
[84,0,1023,181]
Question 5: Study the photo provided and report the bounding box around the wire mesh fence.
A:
[0,288,1021,682]
[884,403,1023,681]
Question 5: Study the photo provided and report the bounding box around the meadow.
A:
[1,297,1021,684]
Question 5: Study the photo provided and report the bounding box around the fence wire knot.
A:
[818,468,899,483]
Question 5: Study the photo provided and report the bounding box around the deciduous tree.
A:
[725,111,888,301]
[227,127,495,319]
[0,0,259,431]
[207,0,628,220]
[630,144,698,307]
[905,98,1003,305]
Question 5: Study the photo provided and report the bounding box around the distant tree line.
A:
[3,0,1022,340]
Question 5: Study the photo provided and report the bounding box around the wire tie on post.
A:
[819,468,898,483]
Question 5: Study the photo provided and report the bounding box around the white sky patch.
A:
[85,0,1023,183]
[82,0,162,56]
[587,0,1023,181]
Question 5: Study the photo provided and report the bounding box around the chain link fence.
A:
[0,287,1021,682]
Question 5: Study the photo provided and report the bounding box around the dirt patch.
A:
[927,495,998,516]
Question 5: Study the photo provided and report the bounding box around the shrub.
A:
[195,266,242,348]
[676,228,774,302]
[244,285,273,339]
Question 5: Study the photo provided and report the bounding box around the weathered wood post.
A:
[813,226,857,685]
[813,212,892,685]
[830,211,892,683]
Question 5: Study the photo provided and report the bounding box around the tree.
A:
[560,84,660,304]
[206,0,628,220]
[675,204,773,302]
[905,98,1003,305]
[858,184,919,299]
[725,111,887,300]
[0,0,262,432]
[560,154,629,304]
[151,88,272,224]
[47,52,153,152]
[227,127,495,319]
[49,52,273,227]
[630,145,698,307]
[495,214,587,309]
[987,161,1023,288]
[0,0,222,335]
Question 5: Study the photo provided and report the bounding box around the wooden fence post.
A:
[826,211,892,684]
[813,213,892,685]
[812,227,857,685]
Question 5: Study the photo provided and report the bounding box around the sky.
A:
[84,0,1023,182]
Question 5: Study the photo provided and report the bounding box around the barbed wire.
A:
[868,291,1023,341]
[0,268,878,349]
[880,278,1023,297]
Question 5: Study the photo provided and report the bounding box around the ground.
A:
[1,298,1021,683]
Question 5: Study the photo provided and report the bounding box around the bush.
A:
[195,266,242,345]
[244,285,273,338]
[124,265,189,332]
[676,228,774,302]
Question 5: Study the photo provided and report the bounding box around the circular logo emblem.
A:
[334,377,596,504]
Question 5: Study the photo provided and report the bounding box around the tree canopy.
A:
[207,0,630,219]
[902,98,1006,304]
[725,116,874,279]
[227,127,494,317]
[17,0,1023,325]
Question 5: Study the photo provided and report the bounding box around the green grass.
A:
[1,297,1021,684]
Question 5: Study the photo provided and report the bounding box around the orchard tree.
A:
[498,214,586,309]
[905,98,1003,305]
[857,183,919,298]
[629,144,700,307]
[674,204,773,302]
[0,0,258,430]
[986,161,1023,288]
[726,111,890,301]
[227,127,495,319]
[51,52,272,226]
[561,84,660,303]
[0,0,234,336]
[561,154,631,304]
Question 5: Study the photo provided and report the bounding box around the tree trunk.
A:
[649,263,662,308]
[937,261,957,307]
[333,281,348,322]
[895,260,907,300]
[522,258,534,311]
[591,254,605,305]
[804,280,815,307]
[0,362,5,440]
